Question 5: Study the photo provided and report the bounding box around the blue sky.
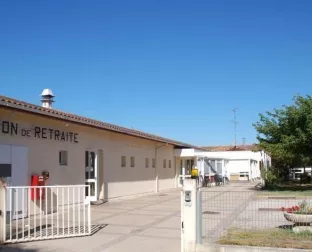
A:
[1,0,312,146]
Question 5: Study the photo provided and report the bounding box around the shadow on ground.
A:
[91,224,107,235]
[0,246,38,252]
[245,183,263,191]
[0,224,106,252]
[278,224,293,230]
[8,224,106,241]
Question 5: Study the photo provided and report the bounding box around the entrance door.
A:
[85,150,98,202]
[0,145,28,220]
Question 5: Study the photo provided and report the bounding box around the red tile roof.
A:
[0,95,199,149]
[202,145,256,151]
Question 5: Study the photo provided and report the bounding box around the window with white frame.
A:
[210,160,216,173]
[163,159,166,168]
[145,158,149,168]
[59,151,68,166]
[240,172,249,177]
[216,160,222,174]
[130,156,135,167]
[152,158,156,168]
[121,156,126,167]
[169,160,172,168]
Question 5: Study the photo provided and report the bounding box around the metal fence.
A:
[2,185,91,244]
[200,190,312,250]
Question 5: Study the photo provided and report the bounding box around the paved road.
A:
[2,189,182,252]
[1,182,257,252]
[200,181,311,250]
[201,182,258,243]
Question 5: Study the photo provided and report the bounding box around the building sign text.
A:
[0,121,79,143]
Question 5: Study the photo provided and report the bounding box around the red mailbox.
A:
[31,175,45,200]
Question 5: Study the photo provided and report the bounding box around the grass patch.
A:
[258,182,312,196]
[257,190,312,197]
[263,182,312,191]
[218,228,312,249]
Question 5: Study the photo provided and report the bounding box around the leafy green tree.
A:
[253,95,312,175]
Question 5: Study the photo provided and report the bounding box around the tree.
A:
[253,95,312,175]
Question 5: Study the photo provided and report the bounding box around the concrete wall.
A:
[0,108,177,200]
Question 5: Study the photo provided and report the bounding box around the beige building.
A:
[0,90,199,202]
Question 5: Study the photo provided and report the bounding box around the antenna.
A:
[232,108,238,147]
[242,137,246,146]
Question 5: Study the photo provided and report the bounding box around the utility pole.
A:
[232,108,238,147]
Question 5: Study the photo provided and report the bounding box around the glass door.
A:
[85,150,98,201]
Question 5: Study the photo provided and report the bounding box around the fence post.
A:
[196,188,202,244]
[0,183,6,244]
[182,178,197,252]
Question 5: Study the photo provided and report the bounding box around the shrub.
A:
[261,167,280,189]
[300,172,312,184]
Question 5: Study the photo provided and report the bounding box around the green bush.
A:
[300,172,312,184]
[261,167,280,188]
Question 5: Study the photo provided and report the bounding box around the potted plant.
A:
[280,200,312,225]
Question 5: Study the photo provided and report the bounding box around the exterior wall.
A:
[224,160,229,178]
[174,148,201,157]
[0,108,176,200]
[250,160,260,179]
[227,159,261,181]
[157,146,176,191]
[227,160,249,174]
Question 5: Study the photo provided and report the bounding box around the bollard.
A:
[182,178,197,252]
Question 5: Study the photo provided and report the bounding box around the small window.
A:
[121,156,126,167]
[130,156,135,167]
[163,159,166,168]
[145,158,149,168]
[59,151,68,166]
[239,172,248,177]
[169,160,172,168]
[152,158,156,168]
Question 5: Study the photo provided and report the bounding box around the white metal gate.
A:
[2,185,91,243]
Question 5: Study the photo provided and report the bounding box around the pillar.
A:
[0,184,6,244]
[182,178,197,252]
